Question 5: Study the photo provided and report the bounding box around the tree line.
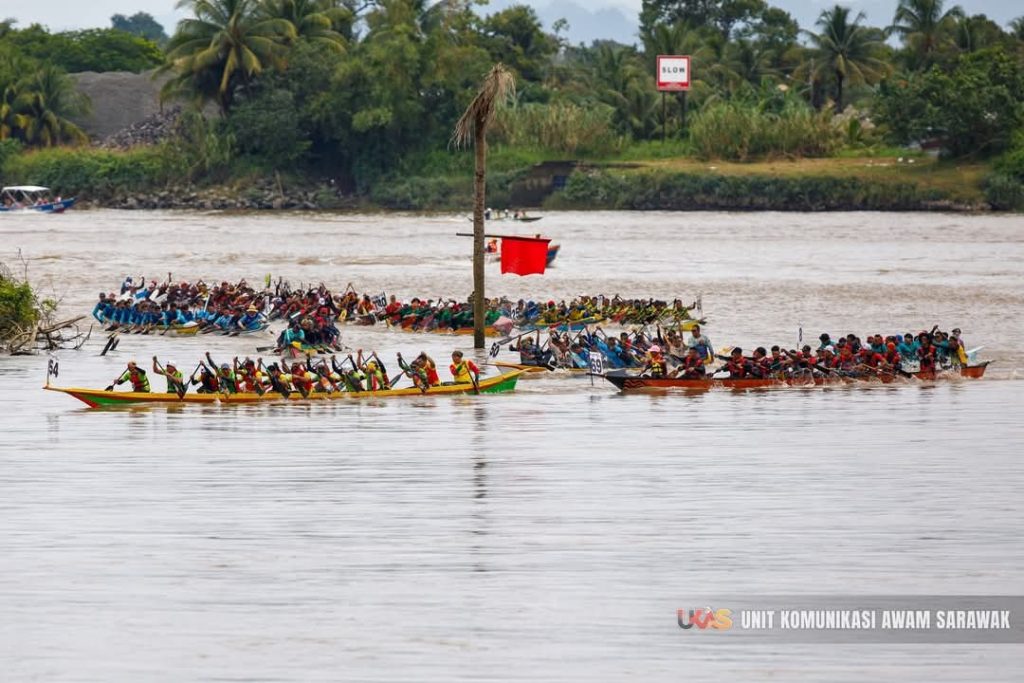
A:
[1,0,1023,195]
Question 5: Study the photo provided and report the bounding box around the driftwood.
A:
[5,316,92,355]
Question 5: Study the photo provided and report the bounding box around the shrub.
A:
[983,173,1024,211]
[689,99,841,161]
[0,265,38,340]
[548,169,946,211]
[1,146,188,198]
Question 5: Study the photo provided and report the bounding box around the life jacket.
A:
[163,369,183,393]
[918,345,936,370]
[648,356,666,377]
[451,360,476,383]
[128,369,150,392]
[219,370,238,393]
[424,363,440,386]
[725,358,748,378]
[681,355,705,376]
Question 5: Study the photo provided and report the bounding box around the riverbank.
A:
[1,144,1008,212]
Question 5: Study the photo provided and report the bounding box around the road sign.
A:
[657,55,691,92]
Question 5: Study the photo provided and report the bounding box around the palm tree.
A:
[0,84,24,141]
[11,65,89,147]
[452,64,515,349]
[891,0,964,68]
[260,0,348,51]
[800,6,888,113]
[1009,16,1024,42]
[162,0,296,114]
[724,38,778,91]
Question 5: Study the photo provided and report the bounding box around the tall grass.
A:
[689,99,842,161]
[493,102,622,157]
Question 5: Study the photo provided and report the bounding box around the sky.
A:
[2,0,1021,45]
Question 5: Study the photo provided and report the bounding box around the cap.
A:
[220,363,230,370]
[166,360,176,368]
[247,305,257,312]
[649,345,662,353]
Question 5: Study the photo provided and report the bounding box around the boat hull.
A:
[45,371,524,408]
[603,362,990,391]
[493,361,587,375]
[0,197,76,213]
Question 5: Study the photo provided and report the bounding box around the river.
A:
[1,210,1022,680]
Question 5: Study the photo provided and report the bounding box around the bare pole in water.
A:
[452,65,516,348]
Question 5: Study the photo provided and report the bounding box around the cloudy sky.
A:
[3,0,1020,45]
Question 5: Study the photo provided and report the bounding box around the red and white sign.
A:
[657,55,691,92]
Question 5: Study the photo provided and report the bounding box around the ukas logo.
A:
[678,607,733,631]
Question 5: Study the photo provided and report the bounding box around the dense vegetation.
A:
[0,0,1023,209]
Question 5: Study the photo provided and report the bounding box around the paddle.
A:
[100,332,119,356]
[468,358,481,395]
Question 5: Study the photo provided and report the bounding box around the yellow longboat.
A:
[45,370,525,408]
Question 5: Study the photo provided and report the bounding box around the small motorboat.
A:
[1,186,76,213]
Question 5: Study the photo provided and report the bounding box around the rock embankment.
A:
[97,107,183,149]
[79,177,360,211]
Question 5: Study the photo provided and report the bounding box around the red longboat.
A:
[601,362,991,391]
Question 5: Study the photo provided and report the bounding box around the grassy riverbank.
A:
[0,142,1005,212]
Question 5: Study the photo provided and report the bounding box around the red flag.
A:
[500,236,550,276]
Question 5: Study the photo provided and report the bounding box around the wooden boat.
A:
[279,344,332,360]
[516,315,603,333]
[167,323,200,336]
[45,370,525,408]
[493,361,587,375]
[1,185,76,213]
[602,362,990,391]
[393,324,500,336]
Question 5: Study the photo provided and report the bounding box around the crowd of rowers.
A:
[90,275,700,339]
[513,324,971,379]
[109,350,483,396]
[354,294,699,331]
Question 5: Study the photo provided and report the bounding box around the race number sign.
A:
[589,353,605,376]
[657,55,691,91]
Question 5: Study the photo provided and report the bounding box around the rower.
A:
[671,346,706,379]
[152,357,185,394]
[108,360,150,392]
[416,352,440,386]
[640,345,667,378]
[686,324,714,363]
[719,348,751,378]
[450,350,480,384]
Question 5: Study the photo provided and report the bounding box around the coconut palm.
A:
[1008,16,1024,42]
[724,38,778,91]
[162,0,296,114]
[10,65,89,146]
[452,64,515,349]
[259,0,348,51]
[0,84,24,141]
[799,5,888,113]
[891,0,964,68]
